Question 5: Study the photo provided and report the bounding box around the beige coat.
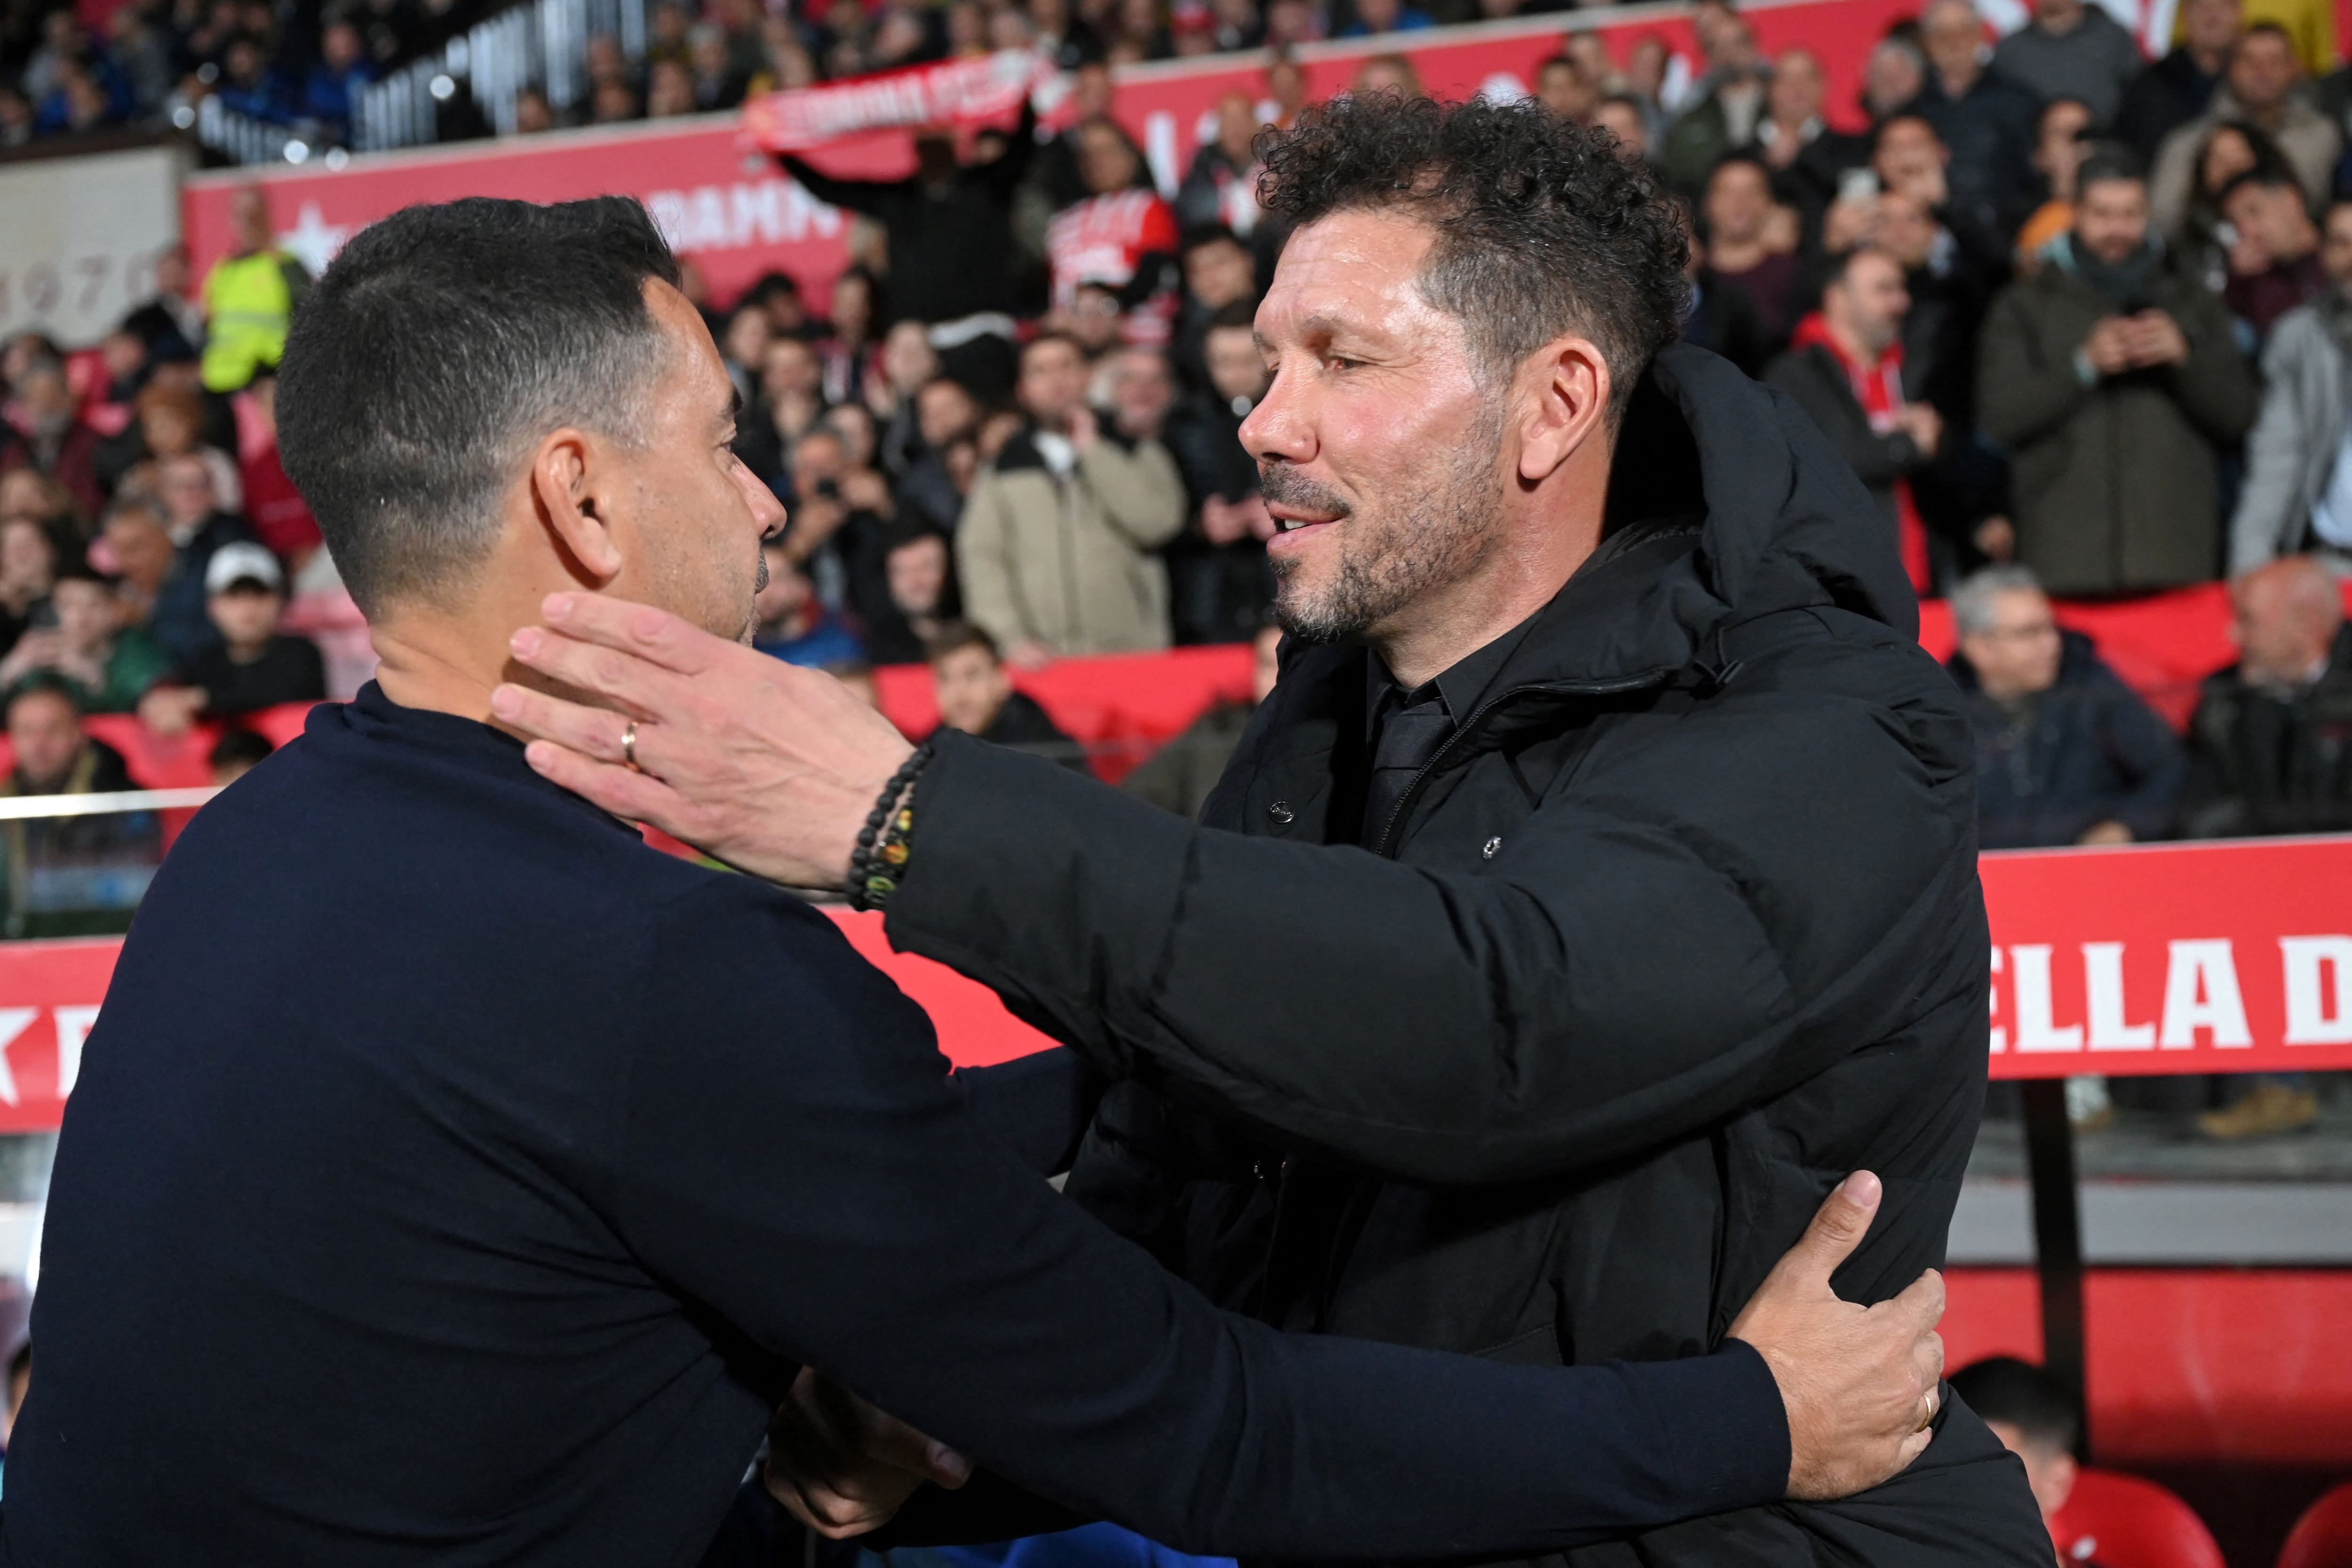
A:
[957,429,1187,656]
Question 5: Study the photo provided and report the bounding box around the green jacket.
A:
[86,630,173,714]
[1979,247,2256,594]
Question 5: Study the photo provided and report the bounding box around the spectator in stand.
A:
[1123,618,1284,816]
[759,336,827,455]
[1176,92,1267,239]
[646,59,695,118]
[2178,119,2300,274]
[1697,157,1804,358]
[1991,0,2145,128]
[233,372,323,568]
[1979,148,2255,596]
[1592,94,1652,163]
[2177,561,2349,1142]
[120,247,205,366]
[99,499,175,637]
[1862,35,1929,127]
[928,619,1091,770]
[2220,168,2328,341]
[1533,56,1597,124]
[1769,247,1942,595]
[1176,224,1262,392]
[2014,97,2097,267]
[1745,48,1869,245]
[860,522,961,664]
[1947,565,2185,849]
[1,358,102,517]
[149,453,258,665]
[1909,0,2039,233]
[1945,1360,2084,1534]
[98,380,243,515]
[1060,279,1131,370]
[871,320,941,480]
[782,423,894,627]
[0,564,170,715]
[512,89,557,134]
[0,677,160,940]
[1164,302,1276,644]
[688,24,747,111]
[301,18,378,142]
[210,728,275,786]
[750,540,866,669]
[2244,0,2338,75]
[138,542,324,733]
[1338,0,1432,37]
[2182,554,2352,835]
[818,267,881,408]
[1047,119,1183,347]
[779,103,1037,398]
[2118,0,2241,163]
[0,516,57,659]
[1661,15,1770,196]
[589,78,640,124]
[2152,24,2340,235]
[898,376,984,534]
[1036,60,1119,211]
[2234,200,2352,572]
[199,187,310,395]
[959,332,1185,663]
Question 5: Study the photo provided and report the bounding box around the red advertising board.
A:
[183,0,1914,313]
[1,836,2346,1131]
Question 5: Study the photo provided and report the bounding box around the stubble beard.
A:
[1266,406,1508,645]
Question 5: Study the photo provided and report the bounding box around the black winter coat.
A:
[882,344,2050,1567]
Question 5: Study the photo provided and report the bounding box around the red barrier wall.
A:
[1945,1268,2352,1466]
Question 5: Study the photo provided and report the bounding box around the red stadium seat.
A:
[2280,1483,2352,1568]
[2049,1469,2225,1568]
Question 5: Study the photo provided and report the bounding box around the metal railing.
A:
[192,0,647,164]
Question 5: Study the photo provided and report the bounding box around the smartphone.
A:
[1838,167,1880,206]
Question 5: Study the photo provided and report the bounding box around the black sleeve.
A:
[779,154,902,219]
[604,877,1791,1560]
[950,1047,1101,1175]
[884,659,1972,1187]
[972,96,1039,201]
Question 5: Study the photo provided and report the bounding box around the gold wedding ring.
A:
[1914,1389,1940,1434]
[621,721,642,774]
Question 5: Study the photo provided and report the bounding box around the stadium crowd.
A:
[7,0,2352,1124]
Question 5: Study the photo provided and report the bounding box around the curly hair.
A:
[1258,93,1690,419]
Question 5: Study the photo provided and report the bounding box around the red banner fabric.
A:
[739,50,1049,153]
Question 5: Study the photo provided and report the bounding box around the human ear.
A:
[1513,336,1611,486]
[531,429,625,587]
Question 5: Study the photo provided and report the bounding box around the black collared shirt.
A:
[1359,613,1542,850]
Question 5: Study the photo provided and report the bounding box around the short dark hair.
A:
[1181,223,1248,256]
[2218,166,2305,207]
[1948,1358,2077,1453]
[2075,142,2146,197]
[1256,94,1688,419]
[5,674,82,723]
[210,727,275,772]
[1019,330,1087,369]
[2243,19,2296,48]
[276,197,682,617]
[926,620,1000,665]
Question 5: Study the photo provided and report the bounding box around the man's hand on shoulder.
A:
[492,594,913,889]
[765,1366,971,1538]
[1728,1171,1946,1502]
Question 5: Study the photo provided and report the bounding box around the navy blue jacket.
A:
[0,684,1788,1566]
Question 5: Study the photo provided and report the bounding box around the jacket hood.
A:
[1498,340,1917,689]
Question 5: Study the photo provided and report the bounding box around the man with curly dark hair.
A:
[500,96,2051,1567]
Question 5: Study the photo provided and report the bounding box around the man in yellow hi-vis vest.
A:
[200,187,312,394]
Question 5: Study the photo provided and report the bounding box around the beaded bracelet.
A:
[846,740,933,911]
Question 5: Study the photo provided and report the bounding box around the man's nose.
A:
[1238,366,1314,465]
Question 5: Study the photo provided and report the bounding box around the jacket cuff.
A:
[1628,1339,1793,1512]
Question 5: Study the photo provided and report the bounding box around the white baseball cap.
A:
[205,541,285,596]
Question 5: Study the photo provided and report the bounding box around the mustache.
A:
[1258,462,1352,519]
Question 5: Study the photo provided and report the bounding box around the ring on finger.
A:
[1913,1388,1939,1434]
[622,720,643,774]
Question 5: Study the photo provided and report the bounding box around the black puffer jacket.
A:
[885,343,2048,1567]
